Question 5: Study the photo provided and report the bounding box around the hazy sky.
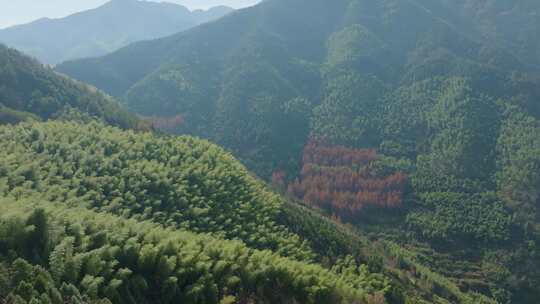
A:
[0,0,260,29]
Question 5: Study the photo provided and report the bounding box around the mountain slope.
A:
[0,120,313,259]
[0,119,500,303]
[57,0,540,175]
[57,0,540,302]
[0,199,382,304]
[0,0,233,65]
[412,0,540,68]
[0,44,138,128]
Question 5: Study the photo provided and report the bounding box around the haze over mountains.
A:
[0,0,233,65]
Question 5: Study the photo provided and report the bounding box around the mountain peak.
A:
[0,0,232,64]
[105,0,139,7]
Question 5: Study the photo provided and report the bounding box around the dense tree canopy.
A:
[0,198,389,304]
[0,120,313,260]
[0,120,498,304]
[0,44,139,128]
[27,0,540,302]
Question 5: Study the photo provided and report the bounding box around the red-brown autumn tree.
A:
[284,139,407,220]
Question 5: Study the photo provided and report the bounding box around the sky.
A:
[0,0,261,29]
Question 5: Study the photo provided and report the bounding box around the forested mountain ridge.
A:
[0,44,139,128]
[0,0,233,65]
[56,0,540,302]
[0,120,500,303]
[56,0,540,174]
[412,0,540,68]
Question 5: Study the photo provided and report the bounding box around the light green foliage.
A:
[0,120,313,260]
[0,198,388,304]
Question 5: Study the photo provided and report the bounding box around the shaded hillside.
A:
[57,0,540,175]
[0,44,138,128]
[0,0,233,65]
[413,0,540,68]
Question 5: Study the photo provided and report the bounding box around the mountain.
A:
[418,0,540,68]
[0,0,233,65]
[57,0,540,302]
[0,34,449,304]
[0,119,498,303]
[0,44,139,128]
[56,0,540,175]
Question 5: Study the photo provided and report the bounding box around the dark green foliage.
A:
[279,200,366,263]
[413,0,540,68]
[312,72,385,148]
[496,106,540,224]
[0,105,40,124]
[0,44,139,128]
[56,0,540,178]
[24,209,50,264]
[280,200,498,304]
[407,192,511,242]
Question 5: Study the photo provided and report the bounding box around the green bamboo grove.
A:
[0,120,313,260]
[0,198,389,303]
[0,120,392,303]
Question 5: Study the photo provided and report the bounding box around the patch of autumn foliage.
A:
[283,140,407,219]
[272,170,287,188]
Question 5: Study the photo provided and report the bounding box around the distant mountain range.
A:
[0,0,233,65]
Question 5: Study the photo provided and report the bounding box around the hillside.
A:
[0,199,381,304]
[0,120,501,304]
[0,44,139,128]
[56,0,540,175]
[56,0,540,302]
[415,0,540,68]
[0,0,233,65]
